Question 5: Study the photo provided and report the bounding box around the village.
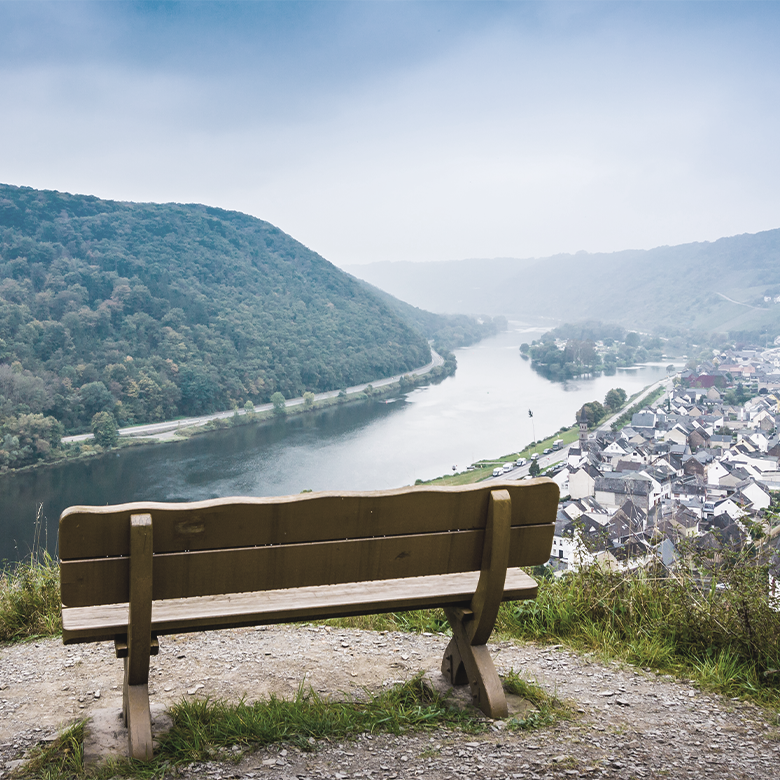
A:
[543,346,780,585]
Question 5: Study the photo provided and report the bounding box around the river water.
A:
[0,324,671,562]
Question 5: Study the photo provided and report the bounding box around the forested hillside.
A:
[345,228,780,335]
[0,184,431,450]
[353,278,508,351]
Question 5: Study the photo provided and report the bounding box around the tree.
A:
[604,388,627,412]
[79,381,115,417]
[303,391,315,408]
[529,459,541,477]
[91,411,119,447]
[577,400,606,427]
[625,331,641,347]
[270,391,286,415]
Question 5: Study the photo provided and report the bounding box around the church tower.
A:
[578,409,588,450]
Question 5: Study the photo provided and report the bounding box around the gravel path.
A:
[1,625,778,778]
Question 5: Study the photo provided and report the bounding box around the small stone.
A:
[187,684,205,695]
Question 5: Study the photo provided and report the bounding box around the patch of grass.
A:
[0,550,61,641]
[503,670,573,730]
[159,674,484,762]
[16,721,85,780]
[418,466,493,487]
[14,677,486,779]
[325,609,449,634]
[501,559,780,709]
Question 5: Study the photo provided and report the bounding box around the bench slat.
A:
[59,481,559,559]
[61,523,554,608]
[62,568,539,643]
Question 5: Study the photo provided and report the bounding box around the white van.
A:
[516,457,527,467]
[492,467,503,477]
[502,462,513,473]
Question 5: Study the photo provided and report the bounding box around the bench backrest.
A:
[60,479,558,610]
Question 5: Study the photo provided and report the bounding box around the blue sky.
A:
[2,1,780,265]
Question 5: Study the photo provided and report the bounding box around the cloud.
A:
[1,1,780,265]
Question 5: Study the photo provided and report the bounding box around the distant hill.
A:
[351,278,508,352]
[344,228,780,335]
[0,184,432,434]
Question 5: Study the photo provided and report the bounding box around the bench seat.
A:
[63,567,539,643]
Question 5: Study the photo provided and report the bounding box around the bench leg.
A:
[123,657,154,761]
[442,607,508,719]
[124,513,154,761]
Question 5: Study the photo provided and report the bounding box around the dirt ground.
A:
[1,625,779,778]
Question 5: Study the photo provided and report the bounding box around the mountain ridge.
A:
[0,183,432,438]
[344,227,780,334]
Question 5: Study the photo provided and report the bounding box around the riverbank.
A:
[417,373,672,487]
[1,350,453,478]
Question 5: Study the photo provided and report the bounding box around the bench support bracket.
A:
[441,489,510,719]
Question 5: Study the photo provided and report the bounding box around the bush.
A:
[91,411,119,447]
[270,392,286,415]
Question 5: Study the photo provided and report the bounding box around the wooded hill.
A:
[0,184,433,441]
[344,227,780,336]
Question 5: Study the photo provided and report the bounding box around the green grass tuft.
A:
[0,551,61,642]
[16,721,85,780]
[503,670,573,730]
[13,676,495,779]
[497,559,780,708]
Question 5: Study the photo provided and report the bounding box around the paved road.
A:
[64,349,445,443]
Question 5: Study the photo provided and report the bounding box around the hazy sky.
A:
[2,1,780,265]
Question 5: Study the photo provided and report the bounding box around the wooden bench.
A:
[59,479,558,760]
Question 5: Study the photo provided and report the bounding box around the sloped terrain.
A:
[0,184,431,432]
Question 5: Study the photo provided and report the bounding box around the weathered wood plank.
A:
[125,682,153,760]
[62,568,539,643]
[61,523,554,608]
[127,514,153,686]
[59,480,559,559]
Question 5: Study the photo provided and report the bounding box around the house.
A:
[733,479,771,511]
[712,497,748,522]
[682,455,705,479]
[708,460,730,486]
[569,462,601,499]
[688,427,710,451]
[594,472,661,511]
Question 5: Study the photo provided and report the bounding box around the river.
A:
[0,324,672,563]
